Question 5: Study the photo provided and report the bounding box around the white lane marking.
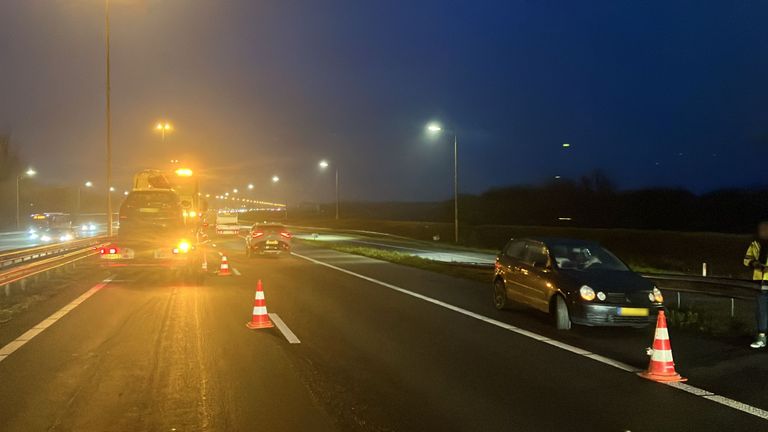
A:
[292,251,768,422]
[269,313,301,344]
[232,267,241,276]
[0,276,114,364]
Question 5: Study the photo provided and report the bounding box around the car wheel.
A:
[493,278,509,310]
[554,295,572,330]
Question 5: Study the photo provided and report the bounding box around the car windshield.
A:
[548,242,629,271]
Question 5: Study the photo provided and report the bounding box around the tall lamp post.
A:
[426,122,459,243]
[319,160,339,220]
[154,121,173,143]
[16,168,37,230]
[105,0,113,237]
[78,181,94,216]
[271,175,287,220]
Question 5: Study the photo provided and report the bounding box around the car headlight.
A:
[650,287,664,303]
[40,235,51,242]
[60,234,73,242]
[580,285,596,301]
[596,291,606,301]
[173,240,192,254]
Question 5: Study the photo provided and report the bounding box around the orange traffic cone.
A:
[218,255,231,276]
[246,280,274,329]
[639,310,686,382]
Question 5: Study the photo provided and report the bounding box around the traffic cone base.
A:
[246,280,274,330]
[218,255,231,276]
[246,320,274,329]
[639,310,686,383]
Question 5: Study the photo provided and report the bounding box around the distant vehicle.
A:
[28,213,75,242]
[39,227,76,243]
[100,179,206,283]
[79,221,98,233]
[216,212,240,236]
[245,223,292,256]
[493,238,663,330]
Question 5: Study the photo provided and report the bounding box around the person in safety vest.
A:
[745,221,768,348]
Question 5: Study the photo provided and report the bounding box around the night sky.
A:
[2,0,768,203]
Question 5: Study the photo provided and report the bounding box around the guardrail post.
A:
[19,278,26,292]
[677,291,681,309]
[702,262,707,277]
[3,283,8,297]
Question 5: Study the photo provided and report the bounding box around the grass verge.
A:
[297,239,493,283]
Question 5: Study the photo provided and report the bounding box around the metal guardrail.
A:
[642,273,759,300]
[0,236,109,269]
[0,246,101,289]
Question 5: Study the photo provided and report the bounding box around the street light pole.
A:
[335,168,339,220]
[105,0,113,237]
[15,169,36,230]
[453,134,458,244]
[16,175,20,230]
[426,123,459,243]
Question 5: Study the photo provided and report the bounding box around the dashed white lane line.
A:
[292,251,768,422]
[269,313,301,344]
[232,267,242,276]
[0,276,114,364]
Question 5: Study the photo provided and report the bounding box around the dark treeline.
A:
[327,171,768,234]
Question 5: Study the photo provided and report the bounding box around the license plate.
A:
[618,307,649,317]
[266,240,278,245]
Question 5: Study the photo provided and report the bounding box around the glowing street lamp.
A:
[78,181,94,215]
[154,121,173,142]
[248,183,254,190]
[426,122,459,243]
[16,168,37,230]
[319,160,339,219]
[272,175,280,183]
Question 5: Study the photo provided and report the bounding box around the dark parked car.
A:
[245,223,292,256]
[493,238,664,330]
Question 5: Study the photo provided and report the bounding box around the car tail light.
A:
[251,231,264,238]
[100,246,119,255]
[280,231,292,239]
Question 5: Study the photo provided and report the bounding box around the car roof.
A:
[517,237,603,248]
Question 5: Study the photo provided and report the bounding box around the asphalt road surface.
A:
[1,237,768,431]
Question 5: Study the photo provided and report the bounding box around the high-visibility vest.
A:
[744,241,768,281]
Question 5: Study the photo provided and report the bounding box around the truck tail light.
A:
[280,231,292,239]
[251,231,264,238]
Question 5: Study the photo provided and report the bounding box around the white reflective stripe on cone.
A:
[255,291,265,300]
[654,327,670,340]
[252,306,268,315]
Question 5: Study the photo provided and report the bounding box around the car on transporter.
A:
[493,237,664,330]
[245,223,292,256]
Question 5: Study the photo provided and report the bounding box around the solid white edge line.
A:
[0,276,114,363]
[269,313,301,344]
[291,251,768,422]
